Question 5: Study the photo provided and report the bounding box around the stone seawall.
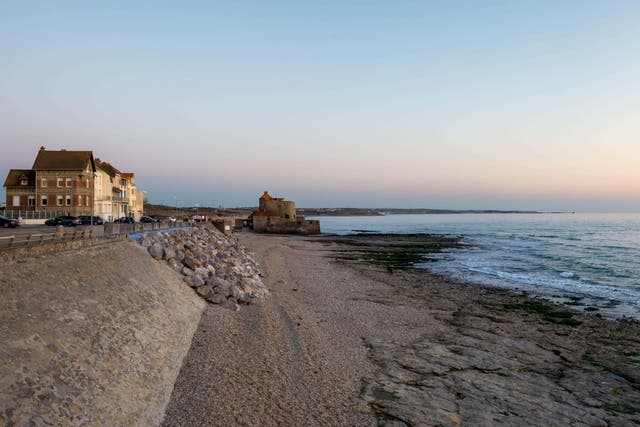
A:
[0,240,205,426]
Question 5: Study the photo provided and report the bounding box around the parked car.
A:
[45,216,81,226]
[140,216,159,223]
[114,216,135,224]
[78,215,105,225]
[0,215,20,228]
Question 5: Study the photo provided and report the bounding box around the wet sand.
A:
[163,233,640,426]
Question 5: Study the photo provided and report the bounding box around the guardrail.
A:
[0,228,96,249]
[2,210,68,220]
[0,220,193,251]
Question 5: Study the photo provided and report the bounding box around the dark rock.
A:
[148,243,164,260]
[183,256,202,270]
[207,294,227,304]
[163,246,177,260]
[196,285,213,299]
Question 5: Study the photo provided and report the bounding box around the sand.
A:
[162,232,640,426]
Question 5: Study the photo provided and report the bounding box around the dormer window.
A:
[20,179,28,186]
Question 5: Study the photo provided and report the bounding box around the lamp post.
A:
[142,190,148,220]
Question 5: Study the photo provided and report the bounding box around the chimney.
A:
[39,146,46,151]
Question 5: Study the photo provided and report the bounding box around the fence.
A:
[0,220,192,251]
[0,228,96,249]
[2,210,67,220]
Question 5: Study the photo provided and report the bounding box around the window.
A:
[66,178,72,188]
[41,196,48,206]
[41,179,48,188]
[85,195,90,206]
[12,196,20,207]
[20,179,28,186]
[28,196,35,207]
[66,195,72,206]
[78,195,82,206]
[86,179,90,189]
[57,196,63,206]
[57,178,63,188]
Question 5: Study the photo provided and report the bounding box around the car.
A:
[140,216,159,223]
[78,215,105,225]
[0,215,19,228]
[45,216,81,226]
[114,217,135,224]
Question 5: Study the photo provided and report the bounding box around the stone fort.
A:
[250,191,320,235]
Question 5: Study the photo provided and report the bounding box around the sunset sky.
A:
[1,1,639,211]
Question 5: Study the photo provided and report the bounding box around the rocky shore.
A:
[138,226,268,308]
[164,232,640,426]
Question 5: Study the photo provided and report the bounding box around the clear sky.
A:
[1,1,639,211]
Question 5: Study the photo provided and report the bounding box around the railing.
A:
[0,220,193,251]
[2,210,67,220]
[0,228,95,249]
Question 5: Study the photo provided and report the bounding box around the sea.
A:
[309,213,640,319]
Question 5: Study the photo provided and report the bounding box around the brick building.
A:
[4,147,96,216]
[3,147,144,220]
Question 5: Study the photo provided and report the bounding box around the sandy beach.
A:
[163,232,640,426]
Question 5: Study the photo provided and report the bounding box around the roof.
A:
[32,149,95,172]
[120,172,134,178]
[259,191,272,201]
[95,158,120,178]
[3,169,35,188]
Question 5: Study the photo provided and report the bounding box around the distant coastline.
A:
[297,208,569,216]
[141,203,573,219]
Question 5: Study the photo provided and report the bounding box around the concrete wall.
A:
[212,218,234,235]
[253,216,320,235]
[0,240,205,426]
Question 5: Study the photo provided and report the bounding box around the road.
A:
[0,224,55,237]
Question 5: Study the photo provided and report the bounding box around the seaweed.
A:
[503,301,582,326]
[329,236,462,270]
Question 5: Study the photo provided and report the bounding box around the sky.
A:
[1,1,639,211]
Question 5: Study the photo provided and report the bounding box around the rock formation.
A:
[139,226,268,308]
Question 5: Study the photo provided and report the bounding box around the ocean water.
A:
[310,213,640,319]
